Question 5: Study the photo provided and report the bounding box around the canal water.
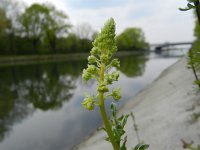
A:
[0,50,187,150]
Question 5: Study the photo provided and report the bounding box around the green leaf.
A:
[179,7,191,11]
[187,3,196,9]
[133,143,149,150]
[122,115,129,127]
[187,0,197,3]
[110,103,117,117]
[120,136,127,150]
[179,3,196,11]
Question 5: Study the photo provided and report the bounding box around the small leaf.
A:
[187,0,197,3]
[118,115,124,121]
[110,103,117,117]
[179,7,191,11]
[187,3,196,9]
[133,143,149,150]
[120,136,127,150]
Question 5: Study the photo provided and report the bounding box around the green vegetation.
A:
[180,0,200,89]
[180,2,200,150]
[119,54,148,77]
[117,28,149,51]
[181,139,200,150]
[0,60,86,141]
[82,18,148,150]
[0,0,148,56]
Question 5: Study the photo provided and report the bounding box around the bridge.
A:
[151,42,193,52]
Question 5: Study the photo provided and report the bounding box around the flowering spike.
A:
[93,18,117,56]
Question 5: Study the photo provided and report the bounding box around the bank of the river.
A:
[75,56,200,150]
[0,53,89,67]
[0,51,147,67]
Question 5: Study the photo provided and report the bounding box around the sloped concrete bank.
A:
[75,57,200,150]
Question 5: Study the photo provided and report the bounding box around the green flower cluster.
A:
[82,95,95,110]
[82,18,121,111]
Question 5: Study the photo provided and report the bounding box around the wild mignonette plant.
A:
[82,18,149,150]
[179,0,200,89]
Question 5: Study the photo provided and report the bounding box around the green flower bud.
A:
[101,54,109,63]
[82,69,92,81]
[88,55,96,64]
[111,59,120,68]
[112,88,121,101]
[90,47,99,55]
[87,65,98,74]
[111,71,120,81]
[82,96,95,110]
[105,74,113,84]
[98,83,109,93]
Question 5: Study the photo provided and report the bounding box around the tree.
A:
[19,4,49,53]
[72,23,96,52]
[0,8,9,54]
[0,0,25,54]
[43,3,71,53]
[117,28,149,51]
[74,23,95,40]
[0,9,7,35]
[19,3,71,54]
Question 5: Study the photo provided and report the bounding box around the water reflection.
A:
[0,52,177,150]
[0,60,87,142]
[119,54,148,77]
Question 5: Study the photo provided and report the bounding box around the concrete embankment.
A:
[75,57,200,150]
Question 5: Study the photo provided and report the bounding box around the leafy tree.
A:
[0,0,25,54]
[0,8,9,54]
[64,33,82,53]
[74,23,95,40]
[3,0,25,54]
[117,28,149,51]
[19,3,49,53]
[73,23,96,52]
[43,3,71,53]
[0,9,7,34]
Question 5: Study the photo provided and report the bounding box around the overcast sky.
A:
[25,0,195,44]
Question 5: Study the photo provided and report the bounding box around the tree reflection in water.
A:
[0,53,149,148]
[118,53,148,77]
[0,60,86,141]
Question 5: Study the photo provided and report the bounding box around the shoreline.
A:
[0,51,147,67]
[0,53,89,67]
[74,56,200,150]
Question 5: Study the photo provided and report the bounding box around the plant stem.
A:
[130,112,140,143]
[191,63,200,88]
[98,63,119,150]
[195,1,200,25]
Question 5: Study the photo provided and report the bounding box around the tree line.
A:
[0,0,149,55]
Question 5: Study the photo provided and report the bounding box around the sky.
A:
[25,0,195,44]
